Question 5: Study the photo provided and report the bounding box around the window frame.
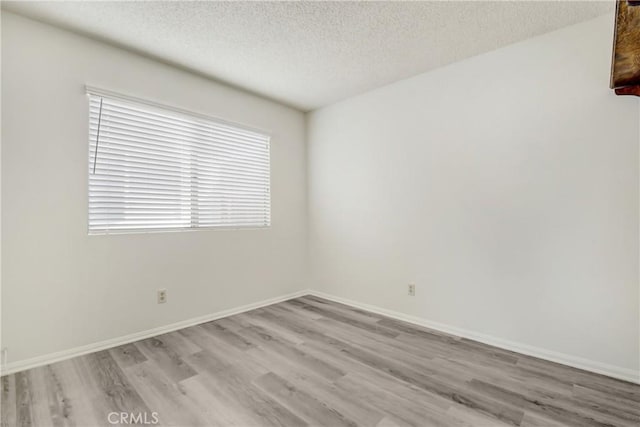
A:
[86,86,272,235]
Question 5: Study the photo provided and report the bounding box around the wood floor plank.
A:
[299,338,451,413]
[445,404,514,427]
[519,412,570,427]
[516,356,640,401]
[40,365,74,427]
[468,378,631,427]
[271,303,325,322]
[428,356,575,401]
[224,313,306,345]
[178,375,253,427]
[301,296,385,323]
[335,372,458,427]
[123,361,207,426]
[23,368,55,427]
[82,350,151,418]
[296,296,382,325]
[236,336,385,426]
[375,416,410,427]
[267,358,384,426]
[379,317,519,366]
[185,351,308,427]
[178,325,269,381]
[44,359,103,426]
[285,300,400,339]
[572,384,640,418]
[2,296,639,427]
[200,321,256,351]
[254,372,357,427]
[1,375,17,427]
[14,371,34,427]
[234,323,345,381]
[154,331,203,358]
[134,336,197,383]
[108,343,148,369]
[314,317,465,384]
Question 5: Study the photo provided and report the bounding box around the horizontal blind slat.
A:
[90,178,269,192]
[92,151,269,179]
[89,139,269,169]
[90,98,269,144]
[90,128,269,164]
[90,108,269,150]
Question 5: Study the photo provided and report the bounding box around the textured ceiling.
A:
[2,1,613,111]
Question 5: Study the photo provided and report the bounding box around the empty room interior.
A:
[1,1,639,426]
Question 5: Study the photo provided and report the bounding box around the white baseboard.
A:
[0,290,309,376]
[4,288,638,385]
[307,290,640,384]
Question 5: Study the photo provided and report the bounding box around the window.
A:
[88,89,271,234]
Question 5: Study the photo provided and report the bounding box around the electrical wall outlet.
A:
[157,289,167,304]
[1,348,7,366]
[408,283,416,296]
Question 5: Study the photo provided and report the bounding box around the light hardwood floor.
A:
[2,296,639,426]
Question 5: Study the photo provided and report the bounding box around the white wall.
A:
[1,12,307,364]
[308,14,640,378]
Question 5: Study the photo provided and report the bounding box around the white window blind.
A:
[88,90,271,234]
